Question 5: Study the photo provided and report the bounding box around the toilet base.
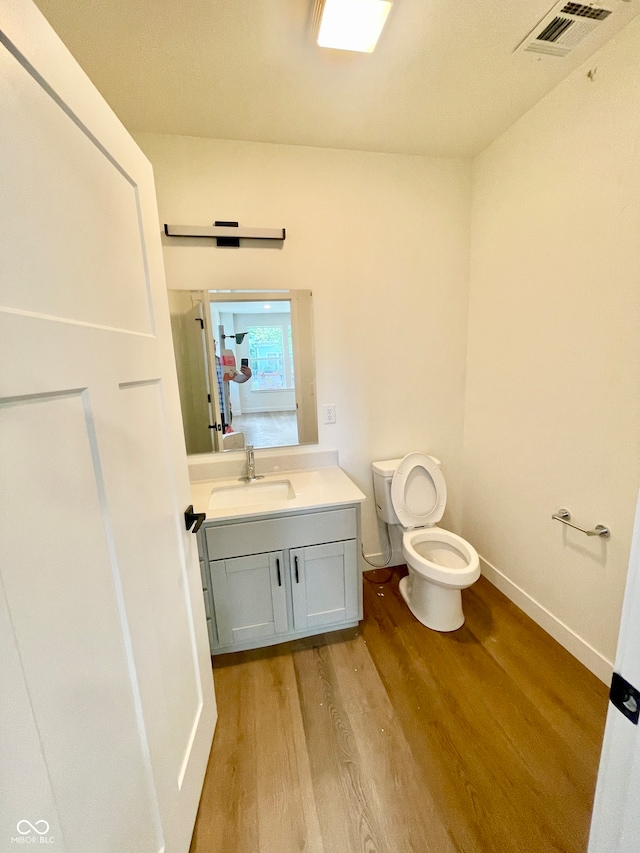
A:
[399,573,465,632]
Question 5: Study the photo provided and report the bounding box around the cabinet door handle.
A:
[294,556,299,584]
[276,558,281,586]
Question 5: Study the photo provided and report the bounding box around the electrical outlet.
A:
[323,403,336,425]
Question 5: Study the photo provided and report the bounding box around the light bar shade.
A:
[317,0,392,53]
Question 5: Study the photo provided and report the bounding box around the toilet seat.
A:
[391,452,446,529]
[402,527,480,590]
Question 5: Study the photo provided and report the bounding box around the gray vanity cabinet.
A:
[199,505,362,654]
[209,551,288,647]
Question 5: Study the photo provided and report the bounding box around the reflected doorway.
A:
[168,289,317,455]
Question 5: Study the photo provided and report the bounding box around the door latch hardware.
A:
[610,672,640,725]
[184,505,206,534]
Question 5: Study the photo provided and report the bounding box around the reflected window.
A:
[248,324,295,390]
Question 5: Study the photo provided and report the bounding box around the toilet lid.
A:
[391,452,447,529]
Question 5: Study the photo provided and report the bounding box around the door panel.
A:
[0,5,215,851]
[290,290,317,445]
[114,381,203,785]
[0,42,152,333]
[210,552,287,646]
[169,296,212,455]
[291,541,358,631]
[0,389,164,852]
[304,544,349,626]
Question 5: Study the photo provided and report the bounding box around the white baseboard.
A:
[480,556,613,684]
[239,406,296,414]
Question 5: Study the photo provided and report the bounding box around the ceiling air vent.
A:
[561,2,612,19]
[515,0,617,57]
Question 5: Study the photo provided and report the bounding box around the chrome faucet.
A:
[243,444,263,482]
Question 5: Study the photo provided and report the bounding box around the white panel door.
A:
[0,3,215,852]
[589,491,640,852]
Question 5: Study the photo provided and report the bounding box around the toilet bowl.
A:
[372,453,480,632]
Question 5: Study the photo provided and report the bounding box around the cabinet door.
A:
[290,540,358,631]
[209,552,287,647]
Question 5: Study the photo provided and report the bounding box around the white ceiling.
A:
[34,0,640,157]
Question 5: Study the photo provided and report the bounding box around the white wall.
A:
[464,18,640,677]
[135,133,472,555]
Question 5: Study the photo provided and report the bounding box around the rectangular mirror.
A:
[168,289,317,454]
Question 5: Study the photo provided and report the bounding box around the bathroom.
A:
[139,103,639,682]
[148,95,640,847]
[3,1,640,851]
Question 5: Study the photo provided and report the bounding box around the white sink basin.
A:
[208,479,296,510]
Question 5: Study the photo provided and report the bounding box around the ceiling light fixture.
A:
[316,0,392,53]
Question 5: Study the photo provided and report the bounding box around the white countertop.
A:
[191,465,366,523]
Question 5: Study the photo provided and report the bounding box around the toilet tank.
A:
[371,458,402,524]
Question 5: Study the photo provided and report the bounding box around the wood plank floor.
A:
[190,568,609,853]
[232,411,298,449]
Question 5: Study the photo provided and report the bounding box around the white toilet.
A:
[372,452,480,632]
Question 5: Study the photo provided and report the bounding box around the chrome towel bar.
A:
[552,508,610,539]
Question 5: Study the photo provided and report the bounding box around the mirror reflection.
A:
[169,290,317,454]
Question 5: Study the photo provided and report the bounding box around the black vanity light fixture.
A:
[163,220,286,248]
